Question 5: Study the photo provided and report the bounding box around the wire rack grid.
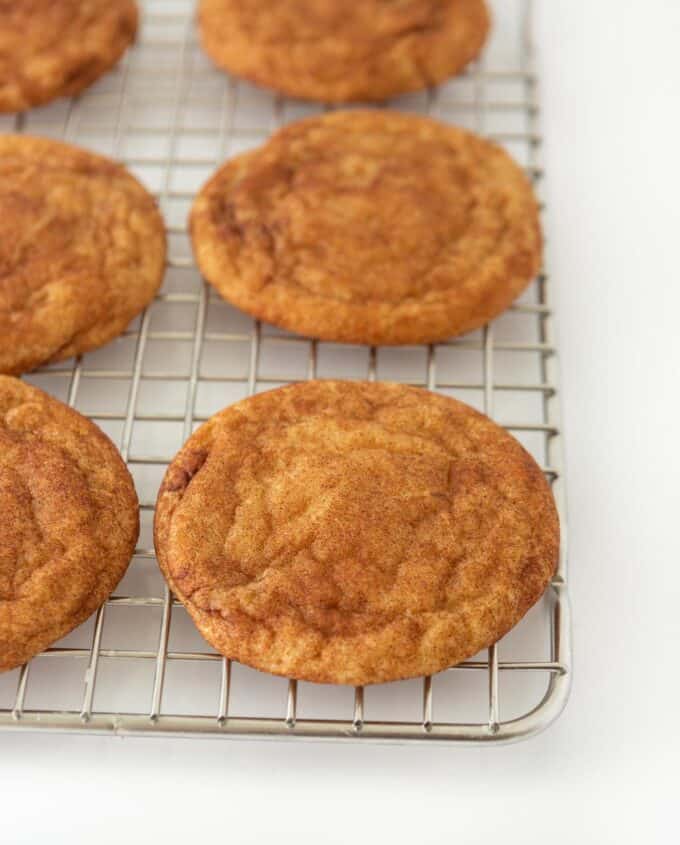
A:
[0,0,571,744]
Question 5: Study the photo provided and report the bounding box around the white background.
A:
[2,2,679,842]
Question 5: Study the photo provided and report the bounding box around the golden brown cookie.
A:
[0,135,166,376]
[0,0,138,113]
[0,376,139,673]
[198,0,489,103]
[190,110,541,346]
[154,380,558,685]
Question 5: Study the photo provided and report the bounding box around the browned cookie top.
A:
[198,0,489,103]
[0,376,139,673]
[154,381,558,685]
[0,135,166,375]
[190,110,541,346]
[0,0,138,113]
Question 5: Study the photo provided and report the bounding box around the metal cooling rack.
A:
[0,0,571,743]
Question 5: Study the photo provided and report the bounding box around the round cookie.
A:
[0,376,139,673]
[0,135,166,375]
[154,380,558,686]
[0,0,138,113]
[190,110,541,346]
[198,0,490,103]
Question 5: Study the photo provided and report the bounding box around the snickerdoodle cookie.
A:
[198,0,489,103]
[0,135,166,375]
[190,110,541,346]
[0,0,138,113]
[0,376,139,673]
[154,380,558,685]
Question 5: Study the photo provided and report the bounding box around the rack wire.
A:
[0,0,571,743]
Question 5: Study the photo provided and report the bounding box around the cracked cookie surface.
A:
[198,0,489,103]
[0,376,139,673]
[154,380,558,685]
[190,110,541,345]
[0,135,166,375]
[0,0,138,113]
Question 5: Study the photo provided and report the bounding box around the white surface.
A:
[2,1,679,842]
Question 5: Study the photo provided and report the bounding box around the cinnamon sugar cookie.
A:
[0,0,138,113]
[0,135,166,375]
[198,0,489,103]
[0,376,138,673]
[154,381,558,685]
[190,110,541,346]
